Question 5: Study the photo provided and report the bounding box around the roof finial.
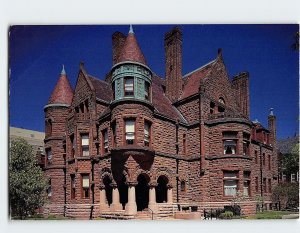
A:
[129,24,134,34]
[61,64,66,75]
[269,108,274,116]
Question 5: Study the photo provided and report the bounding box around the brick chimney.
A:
[112,31,126,66]
[232,72,250,118]
[268,108,276,147]
[164,26,183,102]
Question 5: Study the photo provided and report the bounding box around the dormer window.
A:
[124,77,134,96]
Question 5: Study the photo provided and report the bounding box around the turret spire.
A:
[61,64,66,75]
[129,24,134,34]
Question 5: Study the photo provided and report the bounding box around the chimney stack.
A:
[232,72,250,118]
[164,26,183,102]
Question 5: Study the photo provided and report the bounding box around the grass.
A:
[245,211,299,219]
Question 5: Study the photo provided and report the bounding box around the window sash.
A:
[224,172,238,179]
[243,181,249,196]
[82,146,89,156]
[125,79,134,91]
[81,134,89,146]
[82,175,89,188]
[224,180,237,196]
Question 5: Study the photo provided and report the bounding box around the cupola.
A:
[111,25,152,102]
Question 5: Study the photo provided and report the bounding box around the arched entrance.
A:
[136,174,149,211]
[156,176,168,203]
[119,175,128,210]
[103,176,112,205]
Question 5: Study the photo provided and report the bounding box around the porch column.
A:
[99,185,109,212]
[148,182,158,213]
[167,184,173,203]
[110,183,122,211]
[125,182,137,215]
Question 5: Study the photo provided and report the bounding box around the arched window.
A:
[218,97,225,104]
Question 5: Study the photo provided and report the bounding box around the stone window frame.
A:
[102,128,109,154]
[180,180,186,192]
[222,131,238,155]
[223,170,239,197]
[80,133,90,157]
[81,173,90,199]
[71,174,76,199]
[124,117,136,145]
[124,76,134,97]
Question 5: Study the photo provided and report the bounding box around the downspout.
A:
[90,158,95,220]
[63,147,67,217]
[175,122,179,203]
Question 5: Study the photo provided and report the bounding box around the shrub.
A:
[219,211,234,219]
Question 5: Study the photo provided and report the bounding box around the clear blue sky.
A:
[9,25,299,139]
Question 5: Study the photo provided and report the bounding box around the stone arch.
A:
[99,168,114,186]
[154,167,174,186]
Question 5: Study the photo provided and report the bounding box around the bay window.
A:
[223,132,237,155]
[125,119,135,145]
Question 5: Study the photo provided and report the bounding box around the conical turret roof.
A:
[48,66,74,105]
[116,26,147,66]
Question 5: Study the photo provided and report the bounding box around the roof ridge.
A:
[183,59,216,79]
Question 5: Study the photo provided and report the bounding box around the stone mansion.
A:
[42,26,278,219]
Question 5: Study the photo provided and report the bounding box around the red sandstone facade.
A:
[43,26,278,219]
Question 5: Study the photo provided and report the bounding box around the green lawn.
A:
[245,211,299,219]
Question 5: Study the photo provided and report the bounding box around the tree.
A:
[9,138,47,219]
[272,183,299,210]
[281,143,299,181]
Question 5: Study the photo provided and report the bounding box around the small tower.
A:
[111,25,152,102]
[44,66,73,214]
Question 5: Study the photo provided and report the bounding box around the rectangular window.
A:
[183,134,187,155]
[124,77,134,96]
[255,177,259,192]
[243,171,251,196]
[144,121,151,146]
[70,134,75,158]
[268,179,271,193]
[47,179,52,198]
[145,81,150,100]
[81,174,90,199]
[255,150,258,164]
[102,129,108,153]
[268,154,271,170]
[243,133,250,155]
[223,171,238,196]
[81,134,89,156]
[71,174,76,199]
[125,119,135,145]
[263,178,267,193]
[46,148,52,165]
[262,153,266,166]
[223,132,237,155]
[111,122,117,147]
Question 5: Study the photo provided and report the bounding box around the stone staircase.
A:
[99,210,135,220]
[136,210,153,220]
[65,204,92,219]
[156,203,176,220]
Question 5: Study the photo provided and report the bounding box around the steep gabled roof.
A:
[88,75,113,103]
[116,30,147,66]
[48,70,74,105]
[180,60,216,100]
[152,74,186,122]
